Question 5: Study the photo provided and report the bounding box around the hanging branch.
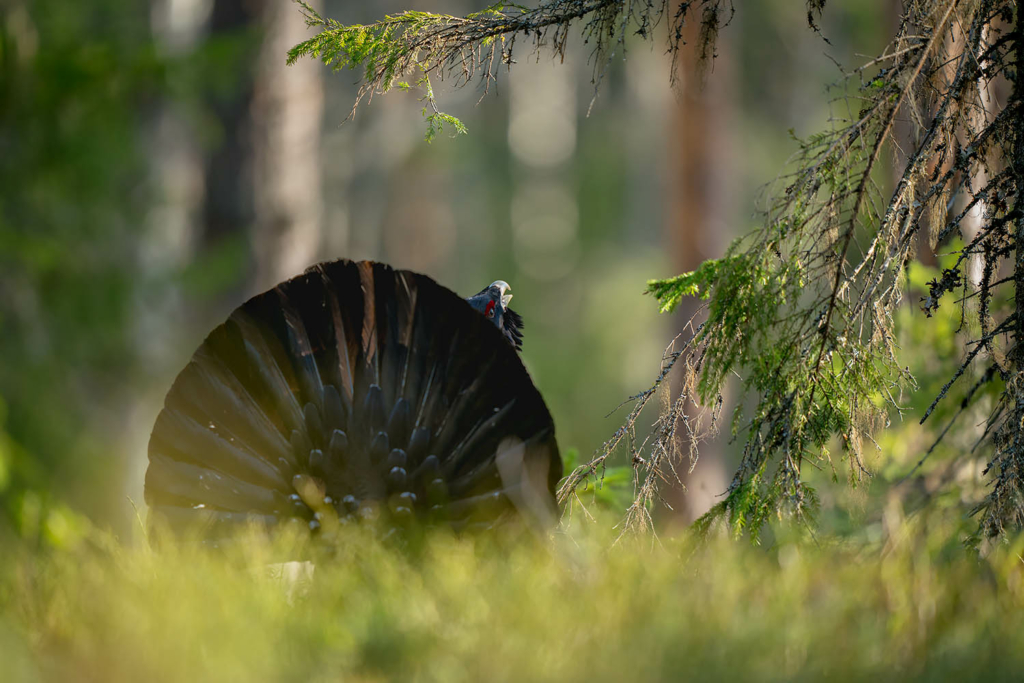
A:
[287,0,737,133]
[635,0,1024,537]
[292,0,1024,539]
[974,5,1024,538]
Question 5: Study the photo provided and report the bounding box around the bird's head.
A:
[466,280,524,351]
[467,280,511,320]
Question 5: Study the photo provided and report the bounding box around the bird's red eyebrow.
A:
[484,300,496,317]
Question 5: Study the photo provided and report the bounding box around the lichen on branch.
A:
[286,0,738,133]
[567,0,1024,540]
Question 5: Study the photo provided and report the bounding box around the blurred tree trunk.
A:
[664,13,735,524]
[142,0,210,361]
[960,20,1009,287]
[129,0,214,524]
[201,0,257,252]
[251,0,324,291]
[887,0,936,266]
[132,0,326,511]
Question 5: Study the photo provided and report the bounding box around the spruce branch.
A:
[569,0,1024,538]
[288,0,734,132]
[291,0,1024,540]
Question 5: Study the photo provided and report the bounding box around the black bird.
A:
[145,260,561,540]
[465,280,524,351]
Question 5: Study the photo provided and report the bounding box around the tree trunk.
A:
[664,10,735,525]
[1006,7,1024,527]
[127,0,212,531]
[985,7,1024,537]
[251,0,325,291]
[141,0,211,360]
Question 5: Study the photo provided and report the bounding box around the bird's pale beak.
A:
[490,280,512,308]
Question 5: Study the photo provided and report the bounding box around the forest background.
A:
[2,0,912,538]
[4,1,1024,680]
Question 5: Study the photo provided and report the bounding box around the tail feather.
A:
[278,291,326,411]
[357,261,378,377]
[150,408,286,492]
[321,270,357,400]
[410,329,459,435]
[440,398,517,480]
[150,504,282,537]
[146,452,286,512]
[146,259,562,539]
[229,313,306,437]
[177,352,292,463]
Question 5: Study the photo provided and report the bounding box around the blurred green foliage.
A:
[0,0,1002,546]
[3,513,1024,682]
[0,0,157,525]
[0,1,1018,679]
[804,245,1004,543]
[0,0,255,532]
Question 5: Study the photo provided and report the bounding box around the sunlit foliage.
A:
[3,514,1024,681]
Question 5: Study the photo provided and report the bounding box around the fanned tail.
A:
[146,260,561,539]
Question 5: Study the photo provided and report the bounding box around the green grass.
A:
[2,510,1023,682]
